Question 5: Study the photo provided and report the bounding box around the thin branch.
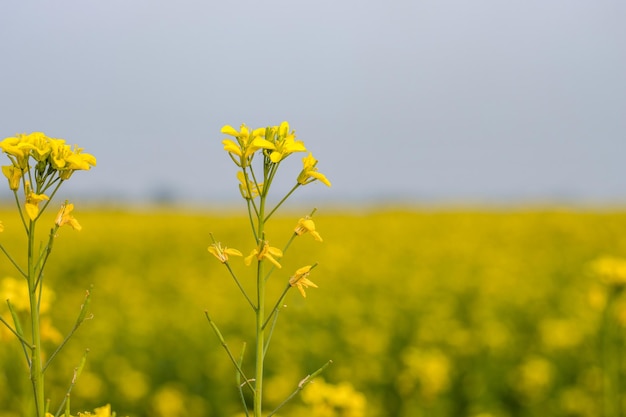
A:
[236,342,250,417]
[205,312,256,394]
[267,360,334,417]
[54,349,90,417]
[0,243,27,278]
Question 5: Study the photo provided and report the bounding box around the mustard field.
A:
[2,207,626,417]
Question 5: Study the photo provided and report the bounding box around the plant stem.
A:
[28,219,45,417]
[254,197,267,417]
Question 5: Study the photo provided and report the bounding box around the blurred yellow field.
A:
[2,207,626,417]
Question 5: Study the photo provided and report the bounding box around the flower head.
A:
[266,121,307,163]
[297,153,331,187]
[222,124,275,167]
[289,265,319,298]
[591,256,626,287]
[244,241,283,269]
[0,135,33,168]
[208,242,242,263]
[55,202,82,230]
[295,216,323,242]
[1,132,96,183]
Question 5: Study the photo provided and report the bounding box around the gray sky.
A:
[1,0,625,206]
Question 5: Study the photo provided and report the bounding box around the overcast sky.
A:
[1,0,625,206]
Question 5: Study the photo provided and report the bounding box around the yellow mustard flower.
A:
[23,132,52,162]
[0,135,33,169]
[237,171,263,199]
[24,181,49,220]
[244,241,283,269]
[49,139,72,170]
[267,121,307,163]
[289,265,318,298]
[294,216,322,242]
[77,404,112,417]
[55,202,82,230]
[222,124,275,167]
[591,256,626,287]
[1,165,22,190]
[208,242,242,263]
[297,153,331,187]
[59,146,97,180]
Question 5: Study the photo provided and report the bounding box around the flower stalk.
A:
[207,122,332,416]
[0,132,96,417]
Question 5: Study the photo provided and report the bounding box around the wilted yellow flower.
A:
[55,202,82,230]
[590,256,626,287]
[267,121,307,163]
[208,242,242,263]
[237,171,263,199]
[244,241,283,269]
[297,153,331,187]
[294,216,322,242]
[2,165,23,190]
[24,181,49,220]
[222,124,275,167]
[289,265,318,298]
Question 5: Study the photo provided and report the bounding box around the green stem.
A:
[601,286,622,417]
[28,219,45,417]
[254,198,267,417]
[254,261,265,417]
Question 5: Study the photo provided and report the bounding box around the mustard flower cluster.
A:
[591,256,626,287]
[221,121,331,199]
[0,132,96,221]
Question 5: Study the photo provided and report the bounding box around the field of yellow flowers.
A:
[2,206,626,417]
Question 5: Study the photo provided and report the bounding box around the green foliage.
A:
[2,208,626,417]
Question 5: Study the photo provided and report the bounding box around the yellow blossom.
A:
[58,145,97,180]
[55,202,82,230]
[590,256,626,287]
[294,216,322,242]
[0,135,33,169]
[24,182,49,220]
[208,242,242,263]
[267,121,307,163]
[244,241,283,269]
[1,165,22,190]
[289,265,318,298]
[221,124,275,167]
[23,132,52,162]
[78,404,112,417]
[297,153,331,187]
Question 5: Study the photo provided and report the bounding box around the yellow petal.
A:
[221,125,240,137]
